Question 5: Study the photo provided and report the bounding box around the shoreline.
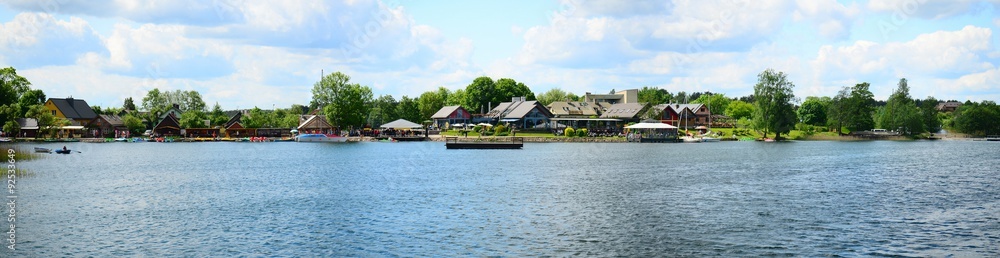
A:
[1,135,988,143]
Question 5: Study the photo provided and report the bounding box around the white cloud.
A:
[0,12,104,68]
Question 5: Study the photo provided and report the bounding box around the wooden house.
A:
[298,115,335,134]
[655,103,712,129]
[223,112,254,138]
[431,105,471,129]
[485,97,553,129]
[86,114,127,138]
[14,118,38,138]
[152,113,181,136]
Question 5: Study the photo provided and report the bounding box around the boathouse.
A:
[86,114,127,138]
[655,103,712,129]
[298,115,336,134]
[431,105,471,129]
[152,113,181,136]
[223,112,254,138]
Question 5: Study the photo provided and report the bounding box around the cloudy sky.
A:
[1,0,999,110]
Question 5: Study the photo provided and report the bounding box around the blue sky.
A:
[1,0,999,110]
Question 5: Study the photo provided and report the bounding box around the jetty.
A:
[445,137,523,149]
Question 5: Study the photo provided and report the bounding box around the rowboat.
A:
[34,147,51,153]
[295,134,348,143]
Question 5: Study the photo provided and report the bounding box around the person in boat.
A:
[62,146,67,151]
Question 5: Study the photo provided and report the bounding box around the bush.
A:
[496,132,509,136]
[494,124,507,134]
[577,128,588,137]
[472,125,483,132]
[564,127,576,137]
[483,130,494,136]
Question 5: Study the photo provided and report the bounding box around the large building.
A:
[485,97,553,129]
[44,97,97,126]
[430,105,471,129]
[583,89,638,104]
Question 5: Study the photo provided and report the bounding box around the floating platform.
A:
[445,137,523,149]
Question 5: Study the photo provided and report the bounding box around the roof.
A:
[16,118,38,130]
[431,106,464,119]
[625,122,678,129]
[657,103,705,115]
[298,115,334,130]
[380,119,423,129]
[153,113,180,130]
[225,112,243,129]
[486,100,552,119]
[600,103,648,119]
[547,102,606,117]
[95,114,125,127]
[48,98,97,120]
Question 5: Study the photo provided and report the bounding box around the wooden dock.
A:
[445,137,523,149]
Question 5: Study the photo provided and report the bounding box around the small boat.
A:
[0,137,11,142]
[55,149,72,154]
[114,138,128,142]
[680,136,702,143]
[701,137,721,142]
[295,134,348,142]
[34,147,52,153]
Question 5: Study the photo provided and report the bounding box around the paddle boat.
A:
[295,133,348,143]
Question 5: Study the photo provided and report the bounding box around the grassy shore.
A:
[1,144,39,177]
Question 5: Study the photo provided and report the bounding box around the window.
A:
[51,110,56,116]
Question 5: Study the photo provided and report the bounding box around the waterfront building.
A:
[655,103,712,129]
[600,102,651,123]
[43,97,97,137]
[485,97,553,129]
[431,105,471,129]
[583,89,639,104]
[86,114,127,138]
[14,118,38,138]
[298,115,336,134]
[935,101,962,112]
[152,113,181,136]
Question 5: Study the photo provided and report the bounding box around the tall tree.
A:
[878,78,923,134]
[751,69,797,139]
[674,91,689,104]
[827,87,851,134]
[370,95,399,126]
[123,97,137,111]
[311,71,374,128]
[846,82,876,132]
[209,102,228,127]
[920,97,941,133]
[179,109,208,129]
[26,104,55,139]
[493,78,535,103]
[446,89,468,109]
[0,67,33,126]
[798,96,831,126]
[18,89,45,117]
[464,76,496,114]
[397,96,422,123]
[122,114,145,134]
[953,101,1000,136]
[418,87,449,120]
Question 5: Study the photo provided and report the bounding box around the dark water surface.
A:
[8,140,1000,256]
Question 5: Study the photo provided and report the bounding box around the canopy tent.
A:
[380,119,423,129]
[625,122,678,129]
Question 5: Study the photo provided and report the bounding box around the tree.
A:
[725,100,755,120]
[846,82,876,132]
[1,67,33,126]
[536,88,572,106]
[751,69,797,139]
[637,86,673,105]
[183,90,207,112]
[692,93,731,116]
[953,101,1000,136]
[494,78,535,103]
[18,89,45,117]
[369,95,399,126]
[418,87,448,120]
[876,78,922,134]
[2,120,19,138]
[123,97,137,111]
[209,102,228,127]
[179,109,208,129]
[446,89,467,109]
[242,107,268,128]
[920,97,941,133]
[827,87,851,134]
[397,96,422,123]
[464,76,496,114]
[26,104,55,138]
[797,96,830,126]
[311,71,374,128]
[122,114,145,135]
[675,91,689,104]
[141,88,166,112]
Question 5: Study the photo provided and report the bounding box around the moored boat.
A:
[34,147,52,153]
[55,149,72,154]
[295,133,348,142]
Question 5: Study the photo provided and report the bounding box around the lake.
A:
[7,140,1000,256]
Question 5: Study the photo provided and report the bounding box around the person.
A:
[62,146,67,151]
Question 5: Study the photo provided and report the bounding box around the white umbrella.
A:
[477,123,493,127]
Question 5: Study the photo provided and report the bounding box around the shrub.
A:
[564,127,576,137]
[494,124,507,134]
[483,130,494,136]
[472,125,482,132]
[577,128,588,137]
[496,132,509,136]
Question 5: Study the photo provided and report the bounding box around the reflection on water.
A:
[8,140,1000,256]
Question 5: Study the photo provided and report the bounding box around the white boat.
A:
[34,147,51,153]
[701,137,720,142]
[0,137,11,142]
[295,134,348,143]
[680,136,702,143]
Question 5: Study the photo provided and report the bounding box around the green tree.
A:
[751,69,797,139]
[183,90,207,112]
[725,100,755,120]
[920,97,941,133]
[953,101,1000,136]
[123,97,137,111]
[209,102,228,127]
[797,96,830,126]
[242,107,268,128]
[122,114,145,135]
[311,71,374,128]
[179,109,208,129]
[1,67,33,126]
[493,78,535,103]
[418,87,448,120]
[827,87,851,134]
[18,89,45,117]
[446,89,468,109]
[536,88,572,106]
[26,104,55,138]
[692,93,731,115]
[3,120,19,138]
[370,95,399,126]
[674,91,689,104]
[877,79,924,135]
[637,86,673,105]
[846,82,876,132]
[397,96,422,123]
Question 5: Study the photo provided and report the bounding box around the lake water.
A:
[7,140,1000,256]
